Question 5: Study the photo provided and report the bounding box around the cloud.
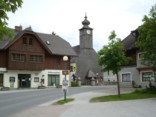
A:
[7,0,155,51]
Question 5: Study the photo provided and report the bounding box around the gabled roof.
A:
[3,29,40,49]
[73,45,80,54]
[122,29,138,51]
[0,28,19,50]
[0,27,77,56]
[37,33,76,56]
[0,38,9,50]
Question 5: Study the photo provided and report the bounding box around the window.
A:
[29,55,43,62]
[122,73,131,82]
[23,37,33,45]
[138,52,144,60]
[23,37,27,44]
[0,74,3,87]
[142,72,153,82]
[12,54,25,62]
[34,77,39,82]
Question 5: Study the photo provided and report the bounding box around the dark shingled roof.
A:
[0,38,9,50]
[0,28,19,50]
[37,33,76,56]
[70,45,80,63]
[122,29,138,51]
[73,45,80,54]
[0,28,77,56]
[75,48,102,83]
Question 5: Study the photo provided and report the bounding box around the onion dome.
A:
[82,15,90,26]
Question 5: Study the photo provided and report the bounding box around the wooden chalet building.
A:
[104,29,154,87]
[0,26,76,88]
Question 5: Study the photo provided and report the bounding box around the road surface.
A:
[0,86,116,117]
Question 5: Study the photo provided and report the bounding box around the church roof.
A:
[75,48,102,81]
[73,45,80,54]
[82,15,90,26]
[80,15,93,30]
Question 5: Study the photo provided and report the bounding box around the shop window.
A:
[142,72,153,82]
[122,73,131,82]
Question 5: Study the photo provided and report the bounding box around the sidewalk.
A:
[0,87,55,94]
[10,88,156,117]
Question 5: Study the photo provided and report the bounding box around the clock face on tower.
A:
[86,30,91,34]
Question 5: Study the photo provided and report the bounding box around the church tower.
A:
[79,15,93,49]
[71,14,102,85]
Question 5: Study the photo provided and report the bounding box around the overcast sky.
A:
[7,0,155,51]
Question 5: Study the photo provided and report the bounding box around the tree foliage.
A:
[98,30,129,96]
[137,4,156,74]
[98,30,129,74]
[0,0,23,40]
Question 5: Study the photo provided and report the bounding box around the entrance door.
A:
[0,74,3,87]
[48,75,60,86]
[18,74,31,88]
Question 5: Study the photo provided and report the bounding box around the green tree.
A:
[137,4,156,81]
[0,0,23,40]
[98,31,129,96]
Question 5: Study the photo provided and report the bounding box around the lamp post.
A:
[63,56,68,101]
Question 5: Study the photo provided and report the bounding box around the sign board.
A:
[9,77,15,82]
[72,66,77,71]
[62,85,68,93]
[62,85,68,91]
[62,70,69,75]
[62,80,68,86]
[0,68,7,73]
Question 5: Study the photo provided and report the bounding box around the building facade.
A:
[0,26,76,88]
[103,29,154,87]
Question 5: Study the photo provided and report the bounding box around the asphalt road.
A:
[0,86,116,117]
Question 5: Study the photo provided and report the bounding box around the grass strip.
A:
[90,90,156,102]
[54,98,74,105]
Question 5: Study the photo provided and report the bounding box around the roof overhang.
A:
[137,67,153,73]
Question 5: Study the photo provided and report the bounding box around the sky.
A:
[7,0,155,51]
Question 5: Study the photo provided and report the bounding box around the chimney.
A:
[15,25,22,32]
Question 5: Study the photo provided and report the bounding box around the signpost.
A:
[62,79,68,101]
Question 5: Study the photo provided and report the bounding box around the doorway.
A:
[48,75,60,87]
[0,74,3,87]
[18,74,31,88]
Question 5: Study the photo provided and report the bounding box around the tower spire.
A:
[82,13,90,27]
[85,12,87,19]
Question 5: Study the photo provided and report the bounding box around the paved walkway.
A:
[10,88,156,117]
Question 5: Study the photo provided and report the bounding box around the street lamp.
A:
[63,56,68,71]
[63,56,68,101]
